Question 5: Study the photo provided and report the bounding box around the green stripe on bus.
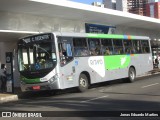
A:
[21,76,41,84]
[87,34,124,39]
[87,34,135,39]
[104,55,131,70]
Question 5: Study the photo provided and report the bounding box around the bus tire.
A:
[128,67,136,83]
[78,74,89,92]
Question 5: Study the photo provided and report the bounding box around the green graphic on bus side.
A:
[21,76,40,84]
[104,55,131,70]
[87,34,135,39]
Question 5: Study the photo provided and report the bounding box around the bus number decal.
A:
[88,56,105,77]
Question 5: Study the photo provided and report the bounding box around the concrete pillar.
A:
[0,42,6,64]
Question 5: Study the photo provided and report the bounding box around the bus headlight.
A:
[40,78,48,82]
[48,75,58,84]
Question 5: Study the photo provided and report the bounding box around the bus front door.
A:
[58,37,75,88]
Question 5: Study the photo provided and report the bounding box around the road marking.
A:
[141,83,159,88]
[80,95,109,103]
[99,88,112,93]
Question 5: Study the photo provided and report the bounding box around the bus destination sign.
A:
[22,34,51,43]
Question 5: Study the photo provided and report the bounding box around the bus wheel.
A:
[78,74,89,92]
[128,67,136,83]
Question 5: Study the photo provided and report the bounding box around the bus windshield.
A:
[18,37,56,72]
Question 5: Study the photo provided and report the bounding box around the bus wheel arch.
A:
[77,71,90,92]
[127,66,136,83]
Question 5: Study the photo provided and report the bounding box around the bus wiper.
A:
[33,44,50,56]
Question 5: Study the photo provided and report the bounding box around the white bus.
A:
[17,32,153,92]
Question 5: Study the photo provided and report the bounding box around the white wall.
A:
[0,11,85,33]
[116,25,160,39]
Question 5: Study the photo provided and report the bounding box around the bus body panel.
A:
[57,54,153,89]
[18,32,153,92]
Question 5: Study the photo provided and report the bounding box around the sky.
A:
[70,0,102,5]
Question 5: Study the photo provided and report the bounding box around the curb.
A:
[137,71,160,78]
[0,94,18,103]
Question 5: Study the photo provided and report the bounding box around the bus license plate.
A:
[33,86,40,90]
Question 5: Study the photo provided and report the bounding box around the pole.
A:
[5,52,14,93]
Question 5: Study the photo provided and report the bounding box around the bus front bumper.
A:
[20,80,60,92]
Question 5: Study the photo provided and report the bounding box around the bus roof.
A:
[19,32,150,40]
[55,32,150,40]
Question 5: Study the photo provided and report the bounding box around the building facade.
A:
[148,0,160,3]
[116,0,128,12]
[127,0,149,16]
[92,2,104,7]
[103,0,116,9]
[146,2,160,19]
[103,0,149,15]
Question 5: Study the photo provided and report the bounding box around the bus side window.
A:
[88,38,101,56]
[123,40,133,54]
[58,43,66,65]
[141,40,150,53]
[73,38,88,57]
[132,40,142,54]
[58,37,73,66]
[113,39,124,55]
[101,39,113,55]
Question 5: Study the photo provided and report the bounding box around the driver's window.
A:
[58,37,73,66]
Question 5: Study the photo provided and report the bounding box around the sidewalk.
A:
[0,87,21,103]
[0,68,160,104]
[137,68,160,78]
[0,93,18,103]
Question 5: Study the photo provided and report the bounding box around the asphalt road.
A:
[0,74,160,119]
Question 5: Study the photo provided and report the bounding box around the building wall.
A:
[104,0,149,15]
[92,2,104,7]
[146,3,154,17]
[127,0,148,16]
[155,2,158,18]
[146,2,160,19]
[148,0,160,3]
[103,0,113,9]
[156,2,160,18]
[116,0,128,12]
